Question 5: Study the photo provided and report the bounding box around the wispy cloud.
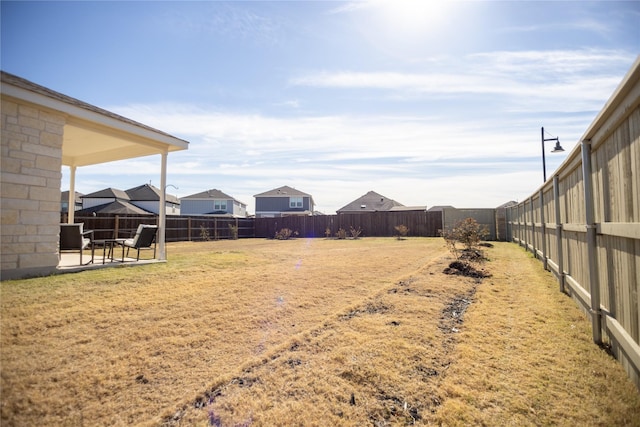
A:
[88,97,588,213]
[291,50,635,111]
[498,19,614,38]
[79,49,636,213]
[325,0,376,15]
[158,3,282,44]
[290,50,635,112]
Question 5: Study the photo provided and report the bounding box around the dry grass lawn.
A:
[1,238,639,426]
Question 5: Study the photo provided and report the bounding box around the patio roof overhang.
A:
[1,71,189,261]
[1,71,188,166]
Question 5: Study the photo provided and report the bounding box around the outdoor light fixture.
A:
[541,126,565,182]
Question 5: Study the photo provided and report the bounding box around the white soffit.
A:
[1,71,189,167]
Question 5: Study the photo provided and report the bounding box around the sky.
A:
[2,1,639,214]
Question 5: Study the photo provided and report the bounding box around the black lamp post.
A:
[541,126,564,182]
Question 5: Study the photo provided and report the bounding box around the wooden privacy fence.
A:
[63,211,442,241]
[254,211,443,238]
[442,208,498,240]
[64,214,255,242]
[507,57,640,389]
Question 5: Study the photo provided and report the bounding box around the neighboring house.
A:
[337,191,404,214]
[126,184,180,215]
[254,185,315,218]
[77,188,149,215]
[61,191,83,213]
[180,189,247,217]
[81,187,131,210]
[76,184,181,215]
[76,199,150,215]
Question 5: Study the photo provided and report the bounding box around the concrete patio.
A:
[57,251,164,274]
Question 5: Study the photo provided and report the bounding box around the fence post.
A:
[114,215,120,239]
[511,203,522,246]
[529,197,535,256]
[519,203,524,246]
[553,175,565,293]
[505,207,510,242]
[523,202,527,248]
[188,217,192,241]
[540,189,547,270]
[582,139,602,345]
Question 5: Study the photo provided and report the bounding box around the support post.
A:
[581,140,602,345]
[159,151,168,260]
[68,165,77,223]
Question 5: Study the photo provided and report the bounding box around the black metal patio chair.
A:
[115,224,158,261]
[59,223,94,265]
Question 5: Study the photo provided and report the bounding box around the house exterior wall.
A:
[232,200,247,217]
[182,199,246,217]
[166,202,180,216]
[1,98,64,279]
[255,196,311,217]
[181,199,232,215]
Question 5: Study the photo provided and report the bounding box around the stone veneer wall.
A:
[1,97,64,280]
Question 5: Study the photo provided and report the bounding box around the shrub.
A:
[200,224,210,241]
[228,224,238,240]
[336,228,347,239]
[441,218,489,260]
[441,218,491,278]
[394,224,409,240]
[349,226,362,239]
[275,228,297,240]
[324,227,332,239]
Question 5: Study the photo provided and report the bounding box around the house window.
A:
[214,200,227,211]
[289,197,303,208]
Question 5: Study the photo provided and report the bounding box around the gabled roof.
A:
[181,188,246,207]
[254,185,311,198]
[61,191,83,204]
[81,187,130,200]
[126,184,180,204]
[337,191,404,213]
[182,188,235,200]
[76,200,151,215]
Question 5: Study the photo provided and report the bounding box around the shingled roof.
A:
[126,184,180,204]
[182,189,235,200]
[253,185,311,198]
[81,187,130,200]
[337,191,404,213]
[76,200,151,215]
